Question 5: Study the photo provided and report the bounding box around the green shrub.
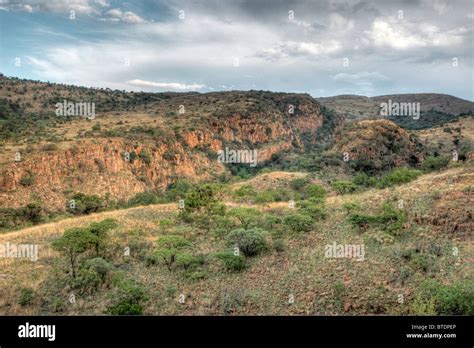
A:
[107,276,148,315]
[175,253,200,270]
[18,288,34,306]
[332,181,358,194]
[410,253,437,273]
[377,168,422,189]
[416,280,474,315]
[228,207,262,228]
[352,172,377,187]
[214,251,247,272]
[272,239,286,253]
[68,193,103,215]
[297,200,327,220]
[283,213,313,233]
[348,203,406,233]
[233,185,257,198]
[127,190,164,206]
[262,214,282,230]
[306,184,326,200]
[20,203,43,224]
[149,235,192,270]
[254,188,292,203]
[83,257,113,279]
[225,228,268,257]
[73,267,102,293]
[19,174,34,186]
[420,156,451,172]
[156,235,192,250]
[411,294,437,315]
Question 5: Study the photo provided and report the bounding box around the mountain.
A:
[317,93,474,129]
[0,76,332,211]
[1,75,471,213]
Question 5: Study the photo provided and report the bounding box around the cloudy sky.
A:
[0,0,473,99]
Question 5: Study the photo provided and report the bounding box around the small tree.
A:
[183,184,220,214]
[88,218,118,256]
[52,228,95,278]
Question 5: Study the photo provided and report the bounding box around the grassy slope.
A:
[0,163,472,315]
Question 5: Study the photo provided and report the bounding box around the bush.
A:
[68,193,103,215]
[20,203,43,224]
[107,276,148,315]
[306,184,326,200]
[297,200,327,220]
[332,181,358,194]
[254,188,292,203]
[18,288,34,306]
[228,207,262,228]
[233,185,257,199]
[73,267,102,293]
[410,253,437,273]
[19,174,34,186]
[214,251,247,272]
[283,213,313,233]
[175,253,200,270]
[0,203,43,229]
[83,257,113,280]
[420,156,450,172]
[127,190,163,206]
[348,203,406,233]
[225,228,268,257]
[182,184,219,215]
[149,235,192,270]
[352,172,377,187]
[377,168,422,189]
[272,239,286,253]
[156,235,192,250]
[416,280,474,315]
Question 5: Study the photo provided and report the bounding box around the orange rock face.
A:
[0,104,325,210]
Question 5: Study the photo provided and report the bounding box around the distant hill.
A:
[317,93,474,129]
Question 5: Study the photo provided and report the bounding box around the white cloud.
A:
[1,0,106,15]
[105,8,147,23]
[105,8,122,18]
[121,11,146,24]
[366,18,464,50]
[126,79,205,91]
[256,40,341,60]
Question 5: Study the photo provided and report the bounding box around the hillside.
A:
[1,76,334,211]
[0,163,472,315]
[0,75,473,317]
[317,93,474,129]
[329,119,426,172]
